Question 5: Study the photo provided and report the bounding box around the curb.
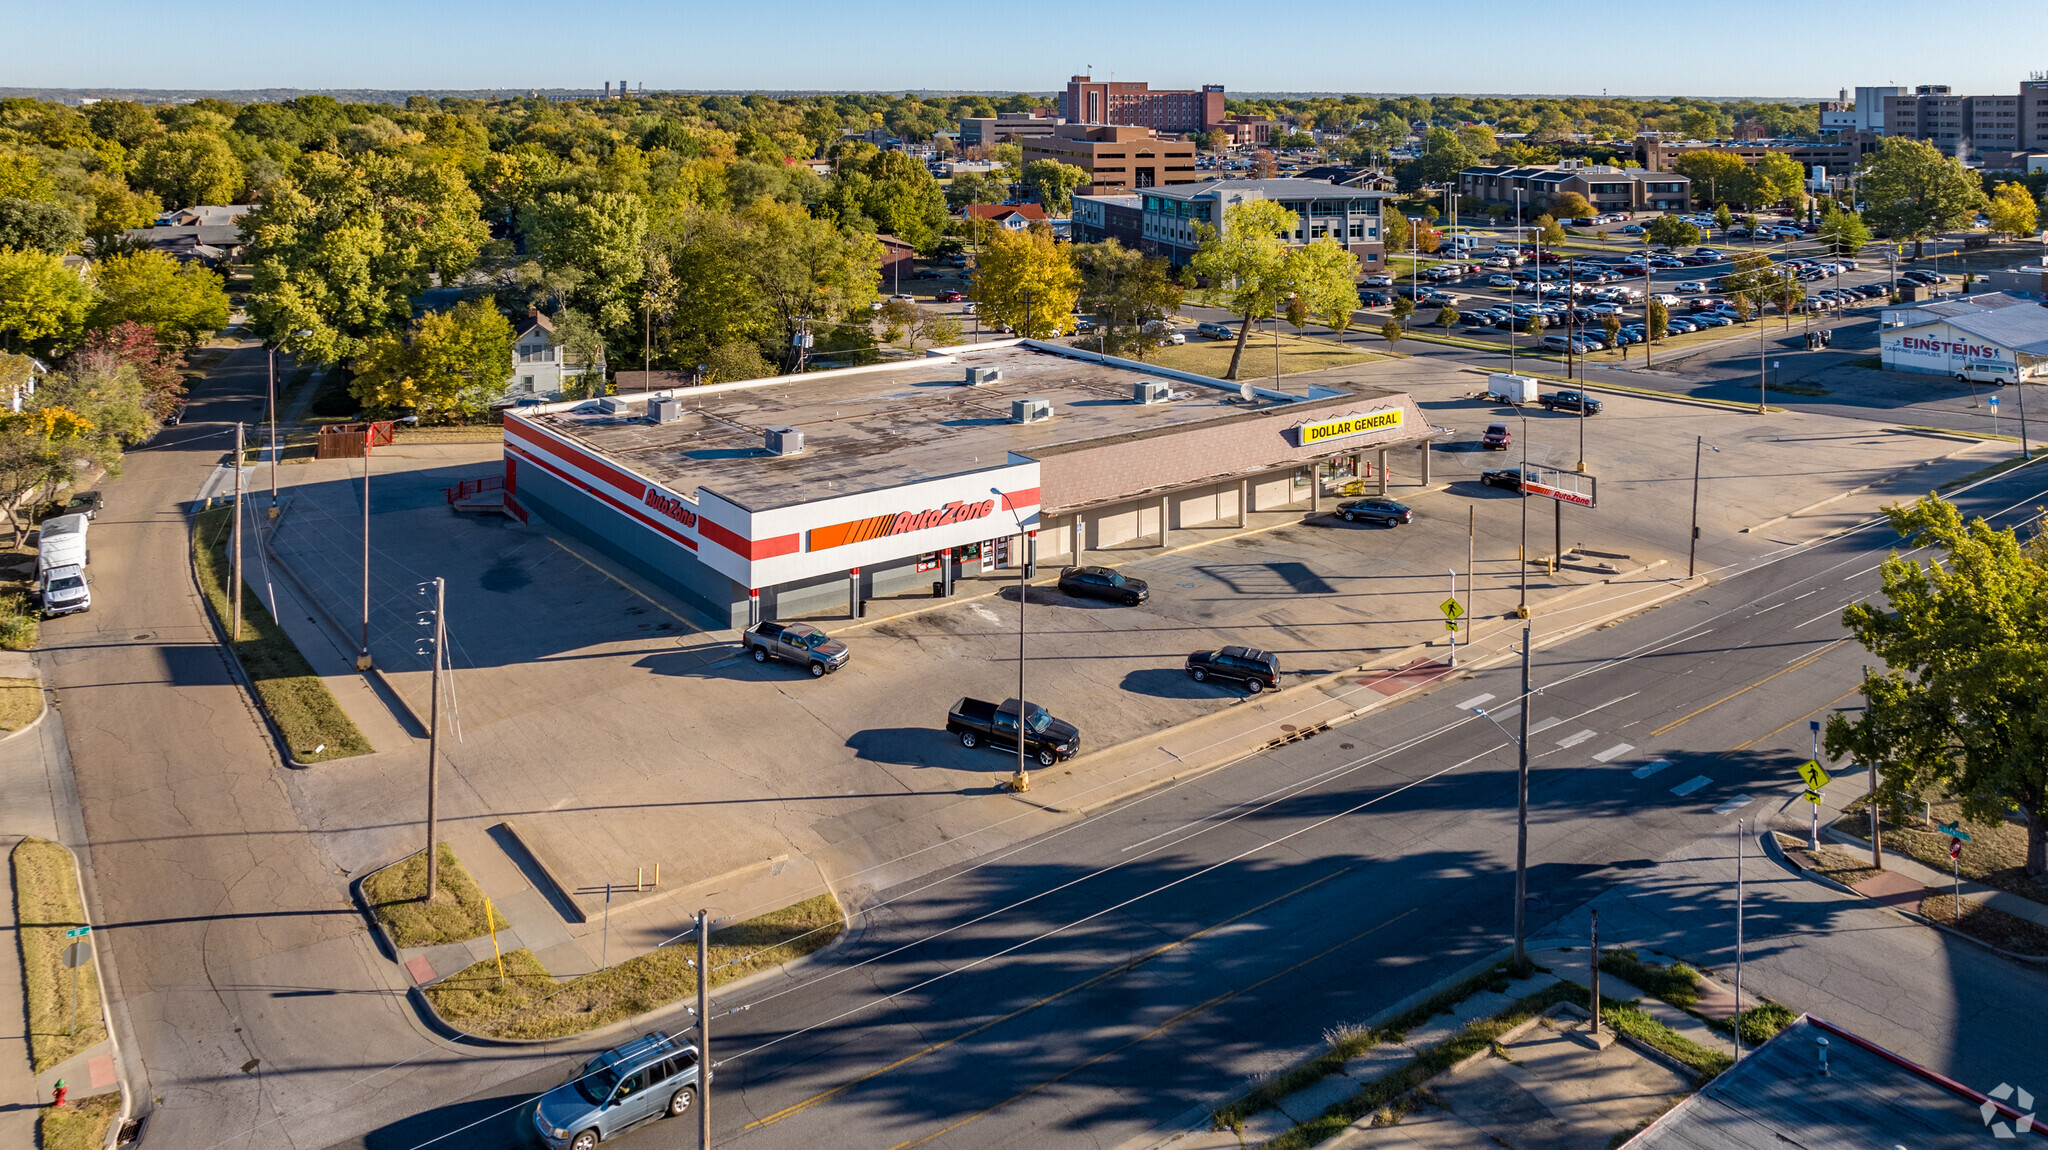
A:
[397,889,858,1048]
[184,505,315,770]
[1766,829,2048,966]
[0,677,50,745]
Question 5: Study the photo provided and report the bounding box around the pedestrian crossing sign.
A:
[1440,597,1464,620]
[1798,759,1830,792]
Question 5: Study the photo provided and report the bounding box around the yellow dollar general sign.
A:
[1299,408,1404,446]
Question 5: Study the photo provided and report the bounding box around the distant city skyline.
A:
[7,0,2044,99]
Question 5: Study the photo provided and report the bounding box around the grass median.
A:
[10,836,105,1072]
[425,893,844,1040]
[361,843,504,948]
[191,503,371,763]
[37,1091,122,1150]
[0,675,42,730]
[1145,333,1381,378]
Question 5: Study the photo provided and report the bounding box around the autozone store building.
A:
[500,344,1435,629]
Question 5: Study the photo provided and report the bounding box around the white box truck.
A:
[1486,373,1539,404]
[37,513,88,575]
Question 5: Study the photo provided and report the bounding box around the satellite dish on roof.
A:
[1239,382,1255,402]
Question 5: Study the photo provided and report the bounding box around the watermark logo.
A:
[1983,1083,2035,1138]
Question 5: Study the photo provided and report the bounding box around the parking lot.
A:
[246,351,2009,976]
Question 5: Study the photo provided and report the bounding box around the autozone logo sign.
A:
[1524,475,1597,507]
[810,499,999,550]
[643,489,699,527]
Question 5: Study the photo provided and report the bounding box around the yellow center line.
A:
[1722,686,1866,756]
[1649,639,1849,738]
[743,866,1355,1131]
[884,906,1419,1150]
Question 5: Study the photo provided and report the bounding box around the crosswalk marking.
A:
[1557,729,1596,748]
[1632,760,1673,779]
[1712,795,1755,815]
[1591,743,1634,762]
[1528,717,1563,734]
[1670,775,1712,796]
[1456,693,1496,711]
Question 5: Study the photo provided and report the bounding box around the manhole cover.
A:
[1339,743,1355,750]
[133,633,154,641]
[1280,724,1297,732]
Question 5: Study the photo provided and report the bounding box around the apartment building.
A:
[1639,132,1882,176]
[1059,76,1226,136]
[1459,162,1691,213]
[960,113,1063,149]
[1882,80,2044,165]
[1135,178,1395,267]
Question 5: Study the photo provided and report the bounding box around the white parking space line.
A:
[1712,795,1756,815]
[1456,693,1497,711]
[1556,729,1596,748]
[1670,776,1712,796]
[1528,717,1563,734]
[1591,743,1634,762]
[1633,760,1673,779]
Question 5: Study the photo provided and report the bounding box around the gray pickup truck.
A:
[742,621,850,677]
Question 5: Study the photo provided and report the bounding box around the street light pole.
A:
[231,422,244,642]
[1688,435,1703,578]
[267,346,279,517]
[998,489,1031,794]
[1518,407,1530,615]
[424,576,445,902]
[358,454,372,671]
[697,907,711,1150]
[1513,622,1532,968]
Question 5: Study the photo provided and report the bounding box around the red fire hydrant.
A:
[51,1078,68,1108]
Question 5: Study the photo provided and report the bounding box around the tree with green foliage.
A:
[1602,313,1621,347]
[1987,181,2040,241]
[1380,319,1403,348]
[1189,199,1297,380]
[1409,127,1477,188]
[1436,305,1459,328]
[1646,298,1669,342]
[1284,237,1360,336]
[1074,240,1182,359]
[243,151,488,364]
[1645,215,1702,249]
[1380,210,1410,254]
[348,299,514,420]
[1535,214,1566,245]
[736,198,882,370]
[1824,495,2048,881]
[1714,203,1735,238]
[132,130,243,208]
[1549,192,1592,220]
[819,149,948,252]
[520,190,649,332]
[0,198,83,254]
[1856,137,1988,257]
[1019,160,1088,216]
[1390,296,1414,326]
[0,404,99,544]
[973,221,1080,339]
[1816,207,1871,256]
[906,306,962,353]
[1673,151,1759,208]
[89,250,230,347]
[1755,152,1808,208]
[0,247,95,352]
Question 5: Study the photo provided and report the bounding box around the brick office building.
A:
[1023,124,1200,195]
[1060,76,1227,136]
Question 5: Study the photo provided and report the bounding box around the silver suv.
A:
[532,1031,703,1149]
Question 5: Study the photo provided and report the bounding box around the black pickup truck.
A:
[946,697,1080,766]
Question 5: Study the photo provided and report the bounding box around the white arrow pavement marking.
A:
[1456,693,1496,711]
[1712,795,1755,815]
[1671,775,1713,796]
[1633,760,1673,778]
[1556,729,1597,748]
[1592,743,1635,762]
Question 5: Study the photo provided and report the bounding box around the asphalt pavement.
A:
[321,404,2048,1150]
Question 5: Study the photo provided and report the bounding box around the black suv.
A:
[1538,391,1603,414]
[1333,497,1413,526]
[947,697,1080,766]
[1058,565,1149,605]
[1186,647,1279,692]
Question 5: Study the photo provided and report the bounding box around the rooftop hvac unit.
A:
[1133,381,1171,404]
[647,395,681,423]
[764,425,804,456]
[597,395,626,414]
[1011,398,1052,424]
[964,367,1003,386]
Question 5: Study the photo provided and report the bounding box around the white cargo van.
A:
[1957,363,2017,385]
[37,513,88,575]
[1486,373,1539,404]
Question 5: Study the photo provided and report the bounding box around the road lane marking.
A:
[1633,760,1673,779]
[1754,602,1784,614]
[1712,795,1755,815]
[1456,693,1496,711]
[1649,640,1848,737]
[743,867,1355,1131]
[1850,563,1885,579]
[1556,729,1596,748]
[1528,717,1563,734]
[1591,743,1634,762]
[1670,776,1712,796]
[883,906,1420,1150]
[1792,590,1818,601]
[1722,686,1867,755]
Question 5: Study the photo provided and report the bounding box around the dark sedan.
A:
[1333,497,1413,526]
[1480,467,1530,492]
[1057,565,1149,605]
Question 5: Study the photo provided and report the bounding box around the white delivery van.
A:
[1957,363,2018,385]
[39,564,89,618]
[1487,373,1539,404]
[37,513,88,575]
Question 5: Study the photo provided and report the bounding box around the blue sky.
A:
[9,0,2045,97]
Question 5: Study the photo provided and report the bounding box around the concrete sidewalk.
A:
[1821,825,2048,931]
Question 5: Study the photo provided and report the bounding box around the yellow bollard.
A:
[637,866,644,893]
[653,863,659,887]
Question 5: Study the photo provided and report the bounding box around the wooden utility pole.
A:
[424,577,445,902]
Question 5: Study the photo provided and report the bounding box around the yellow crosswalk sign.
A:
[1798,759,1831,792]
[1441,597,1465,621]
